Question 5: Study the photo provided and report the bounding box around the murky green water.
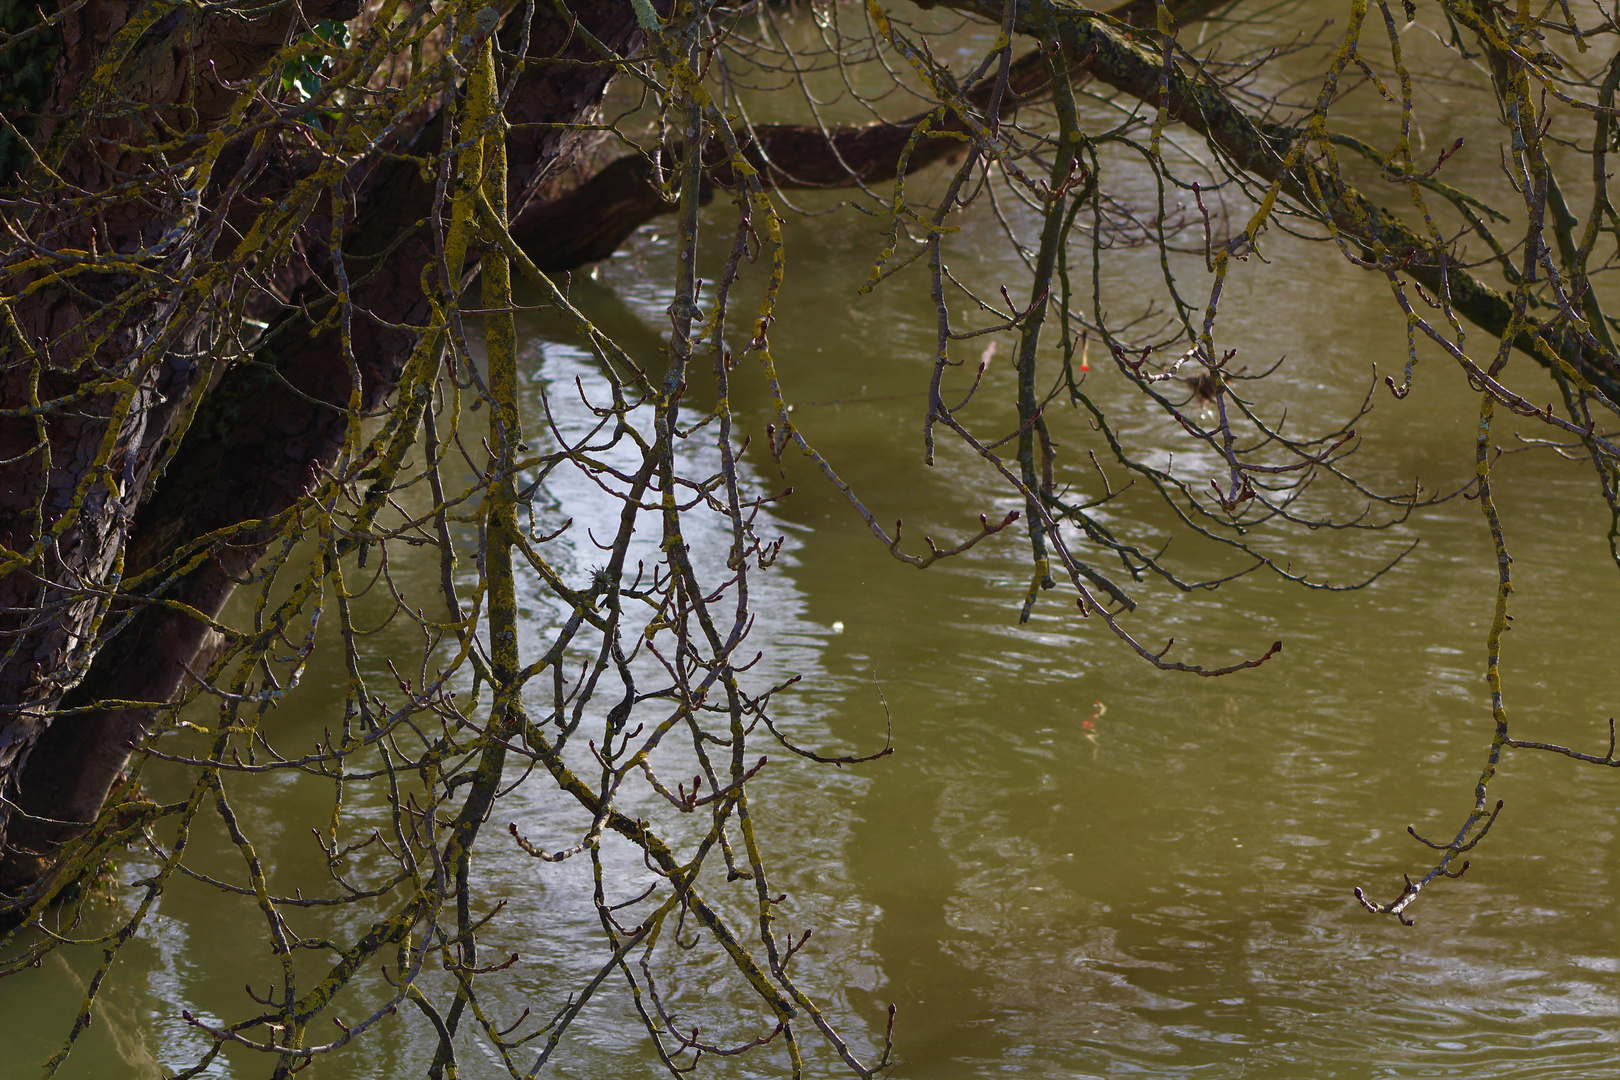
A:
[6,3,1620,1077]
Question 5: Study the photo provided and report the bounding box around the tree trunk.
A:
[0,0,650,903]
[0,0,359,863]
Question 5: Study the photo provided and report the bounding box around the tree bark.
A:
[0,0,651,901]
[0,0,359,859]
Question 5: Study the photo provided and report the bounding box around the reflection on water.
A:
[7,10,1620,1078]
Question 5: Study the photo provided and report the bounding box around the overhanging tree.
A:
[1,0,1618,1073]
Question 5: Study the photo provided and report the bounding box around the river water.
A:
[5,2,1620,1077]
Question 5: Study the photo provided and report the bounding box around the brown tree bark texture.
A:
[0,0,648,896]
[0,0,359,858]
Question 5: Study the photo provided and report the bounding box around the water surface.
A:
[5,3,1620,1076]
